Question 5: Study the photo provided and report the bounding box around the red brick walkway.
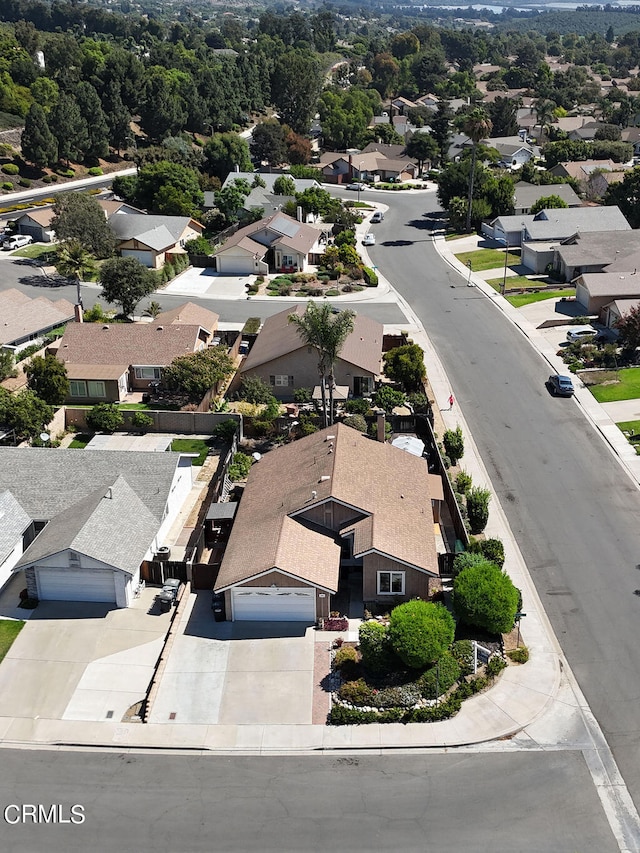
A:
[312,640,332,725]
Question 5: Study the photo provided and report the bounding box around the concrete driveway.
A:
[0,586,171,725]
[149,592,314,725]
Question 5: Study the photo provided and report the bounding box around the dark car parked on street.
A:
[546,374,575,397]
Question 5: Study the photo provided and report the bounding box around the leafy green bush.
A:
[238,375,274,404]
[18,178,31,188]
[325,288,339,296]
[337,678,374,706]
[333,646,357,670]
[2,181,12,190]
[370,682,422,709]
[455,470,472,495]
[467,487,491,533]
[328,705,404,725]
[87,403,124,433]
[407,392,429,413]
[1,163,19,175]
[343,414,367,432]
[362,266,378,286]
[450,639,475,676]
[228,451,253,481]
[213,419,238,442]
[293,387,312,403]
[345,398,371,415]
[443,426,464,464]
[417,651,461,699]
[389,601,455,670]
[469,537,505,568]
[358,621,398,674]
[373,385,406,412]
[318,274,331,282]
[486,655,507,678]
[130,411,154,432]
[87,167,103,176]
[57,168,75,178]
[507,646,529,664]
[452,561,519,634]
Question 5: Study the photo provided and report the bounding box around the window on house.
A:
[270,375,292,387]
[354,376,373,396]
[134,367,162,380]
[377,571,405,595]
[69,380,87,397]
[87,380,106,398]
[282,254,295,267]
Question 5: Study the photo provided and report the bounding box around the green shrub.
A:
[358,621,398,675]
[333,645,357,670]
[130,411,154,432]
[241,317,261,335]
[1,163,19,175]
[42,174,53,183]
[452,561,519,634]
[345,398,371,415]
[87,166,103,176]
[228,451,253,481]
[451,551,486,577]
[328,705,403,725]
[57,168,75,178]
[450,640,475,676]
[407,392,429,413]
[373,385,406,412]
[238,375,274,404]
[49,173,58,182]
[486,655,507,678]
[443,426,464,464]
[455,470,472,495]
[389,600,455,670]
[507,646,529,664]
[325,288,339,296]
[370,682,422,709]
[467,486,491,533]
[343,414,367,432]
[1,181,12,190]
[293,387,312,403]
[318,274,331,282]
[337,678,374,706]
[18,178,31,187]
[87,403,124,433]
[362,266,378,286]
[213,419,238,443]
[469,537,505,568]
[417,651,461,699]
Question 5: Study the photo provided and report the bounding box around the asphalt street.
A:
[372,188,640,811]
[0,749,619,853]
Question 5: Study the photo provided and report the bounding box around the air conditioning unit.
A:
[156,546,171,562]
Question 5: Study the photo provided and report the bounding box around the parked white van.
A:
[3,234,33,250]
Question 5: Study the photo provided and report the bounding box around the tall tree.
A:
[533,98,556,144]
[21,103,57,169]
[99,256,157,317]
[0,388,53,443]
[75,81,109,161]
[486,96,520,137]
[101,81,132,154]
[51,193,116,258]
[405,133,439,173]
[25,354,69,405]
[204,132,253,181]
[288,303,355,427]
[430,100,454,164]
[251,120,289,167]
[50,93,89,165]
[55,240,98,307]
[460,108,492,233]
[271,51,322,135]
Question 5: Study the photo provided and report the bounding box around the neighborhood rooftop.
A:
[0,289,76,347]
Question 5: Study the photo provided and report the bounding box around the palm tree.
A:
[289,303,355,428]
[533,98,556,145]
[55,240,98,308]
[461,108,493,233]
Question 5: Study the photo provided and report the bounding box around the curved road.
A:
[365,187,640,807]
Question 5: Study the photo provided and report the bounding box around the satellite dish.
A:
[39,432,50,442]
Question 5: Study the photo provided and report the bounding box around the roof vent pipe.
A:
[325,435,336,441]
[320,475,330,481]
[311,490,317,499]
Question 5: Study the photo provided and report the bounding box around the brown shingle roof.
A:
[0,289,75,346]
[215,424,438,591]
[65,363,129,380]
[240,305,382,377]
[56,322,201,368]
[155,302,219,332]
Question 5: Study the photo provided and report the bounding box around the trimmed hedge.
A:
[417,651,461,700]
[362,266,378,286]
[1,163,19,175]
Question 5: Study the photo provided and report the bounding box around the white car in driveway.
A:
[3,234,33,250]
[566,326,599,343]
[362,233,376,246]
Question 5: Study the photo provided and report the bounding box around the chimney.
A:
[74,304,83,323]
[297,205,303,222]
[376,408,386,443]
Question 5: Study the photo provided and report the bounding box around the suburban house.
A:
[549,160,626,193]
[108,213,204,269]
[214,423,442,622]
[574,271,640,319]
[52,302,219,403]
[205,172,322,219]
[0,289,75,352]
[486,136,539,169]
[513,181,581,215]
[14,200,143,244]
[239,305,382,400]
[552,231,640,282]
[214,212,326,276]
[320,143,420,184]
[0,447,193,606]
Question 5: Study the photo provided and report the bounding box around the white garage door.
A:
[216,255,255,275]
[232,587,315,621]
[121,249,154,268]
[37,569,116,603]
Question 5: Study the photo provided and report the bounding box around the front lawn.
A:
[455,248,520,272]
[617,420,640,454]
[170,438,212,466]
[0,620,24,664]
[12,244,52,259]
[486,275,550,292]
[506,288,576,308]
[589,368,640,403]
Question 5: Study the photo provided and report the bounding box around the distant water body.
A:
[422,1,640,10]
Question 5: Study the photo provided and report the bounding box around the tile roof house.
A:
[320,144,419,184]
[549,160,627,193]
[0,447,193,606]
[53,302,218,403]
[214,424,441,622]
[108,213,203,269]
[0,289,75,351]
[239,305,383,400]
[214,212,326,275]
